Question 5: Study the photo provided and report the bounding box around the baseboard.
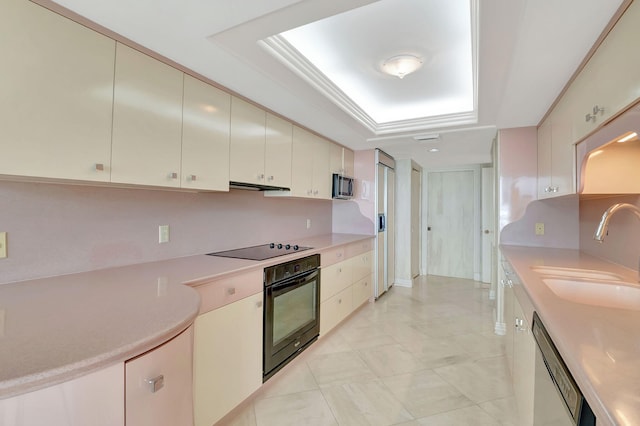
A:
[394,278,413,287]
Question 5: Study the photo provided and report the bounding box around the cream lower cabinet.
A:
[0,363,124,426]
[320,242,374,336]
[125,326,194,426]
[193,292,263,426]
[111,43,184,187]
[512,296,535,426]
[0,0,115,182]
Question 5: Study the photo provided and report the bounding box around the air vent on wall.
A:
[413,133,440,142]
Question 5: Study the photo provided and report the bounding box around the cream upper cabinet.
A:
[193,292,263,426]
[265,113,293,188]
[111,43,184,187]
[181,75,230,191]
[312,134,332,199]
[566,1,640,143]
[125,326,194,426]
[291,126,315,197]
[330,144,355,177]
[229,97,267,185]
[291,127,332,199]
[0,0,115,182]
[537,101,575,199]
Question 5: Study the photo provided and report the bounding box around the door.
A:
[427,170,474,279]
[411,167,421,278]
[481,167,495,283]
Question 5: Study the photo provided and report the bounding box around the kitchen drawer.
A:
[352,274,372,308]
[345,239,373,258]
[319,245,347,267]
[321,260,352,302]
[125,326,194,426]
[351,250,373,282]
[320,286,353,336]
[191,269,263,314]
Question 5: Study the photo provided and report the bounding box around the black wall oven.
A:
[263,254,320,381]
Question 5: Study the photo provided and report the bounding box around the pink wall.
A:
[0,181,332,284]
[501,196,580,249]
[580,194,640,270]
[498,127,538,233]
[332,149,376,235]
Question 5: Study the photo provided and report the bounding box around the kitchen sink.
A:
[531,266,624,281]
[543,278,640,310]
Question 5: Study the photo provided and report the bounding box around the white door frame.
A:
[422,165,482,281]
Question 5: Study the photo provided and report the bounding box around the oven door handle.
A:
[270,269,319,292]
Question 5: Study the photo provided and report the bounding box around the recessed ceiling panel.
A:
[266,0,475,131]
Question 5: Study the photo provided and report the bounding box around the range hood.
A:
[229,181,290,191]
[577,102,640,195]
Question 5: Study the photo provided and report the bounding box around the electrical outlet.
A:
[158,225,170,243]
[535,223,545,236]
[0,232,6,258]
[306,219,312,229]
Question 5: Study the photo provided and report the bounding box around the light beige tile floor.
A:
[220,275,518,426]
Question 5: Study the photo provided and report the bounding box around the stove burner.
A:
[207,243,311,261]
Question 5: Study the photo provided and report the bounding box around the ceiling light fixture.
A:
[381,54,423,79]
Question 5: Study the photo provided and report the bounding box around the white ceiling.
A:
[49,0,624,169]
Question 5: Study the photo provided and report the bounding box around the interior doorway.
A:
[426,169,476,279]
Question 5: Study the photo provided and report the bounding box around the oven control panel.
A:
[264,254,320,286]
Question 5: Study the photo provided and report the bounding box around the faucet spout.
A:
[593,203,640,242]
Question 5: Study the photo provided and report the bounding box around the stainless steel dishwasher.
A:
[532,312,596,426]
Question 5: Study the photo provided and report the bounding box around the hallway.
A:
[222,276,518,425]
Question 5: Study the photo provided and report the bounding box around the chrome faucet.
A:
[593,203,640,242]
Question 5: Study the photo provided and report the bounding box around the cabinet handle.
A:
[267,175,274,181]
[337,253,343,258]
[364,281,368,286]
[94,163,105,171]
[307,189,313,195]
[146,375,165,393]
[515,317,526,332]
[169,172,178,179]
[188,174,197,181]
[593,105,604,116]
[585,113,596,123]
[313,190,319,196]
[338,268,342,273]
[256,300,263,308]
[258,173,265,181]
[227,287,236,295]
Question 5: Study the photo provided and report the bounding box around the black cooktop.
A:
[206,243,311,261]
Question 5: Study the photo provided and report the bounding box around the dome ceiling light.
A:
[381,54,423,79]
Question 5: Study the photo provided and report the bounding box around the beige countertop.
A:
[0,233,372,400]
[501,245,640,426]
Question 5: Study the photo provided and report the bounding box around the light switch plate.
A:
[535,223,545,236]
[0,232,6,258]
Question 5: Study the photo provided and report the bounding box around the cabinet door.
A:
[181,75,230,191]
[329,143,344,174]
[291,126,315,197]
[0,363,124,426]
[265,113,292,188]
[513,297,535,426]
[193,292,263,426]
[0,0,115,182]
[537,119,552,198]
[321,260,353,302]
[111,43,183,187]
[126,326,194,426]
[312,135,332,199]
[229,97,266,185]
[353,275,372,307]
[549,105,575,197]
[352,251,373,282]
[343,148,355,177]
[320,286,353,336]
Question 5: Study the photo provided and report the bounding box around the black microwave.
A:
[332,174,354,199]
